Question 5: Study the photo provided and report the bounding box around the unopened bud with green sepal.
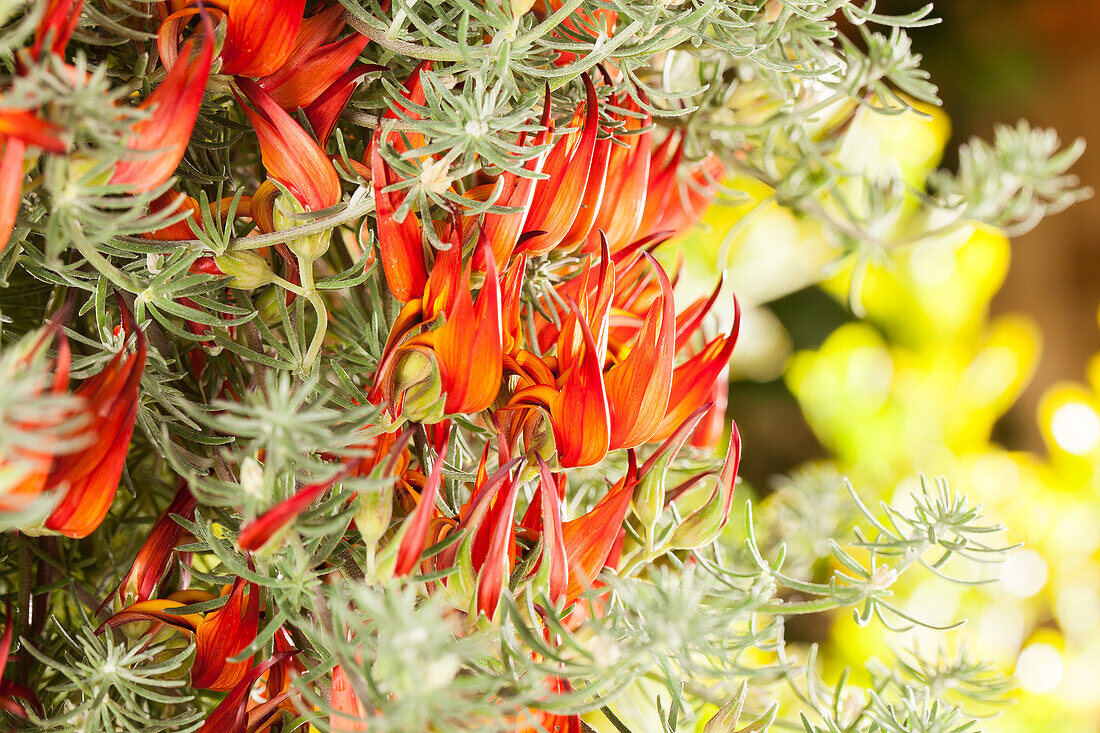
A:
[272,182,331,264]
[667,422,741,551]
[214,251,275,289]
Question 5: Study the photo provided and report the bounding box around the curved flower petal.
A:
[220,0,306,78]
[604,253,676,450]
[111,16,213,192]
[237,78,341,212]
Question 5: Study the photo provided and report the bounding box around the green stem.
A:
[110,191,375,253]
[297,260,328,376]
[341,8,466,62]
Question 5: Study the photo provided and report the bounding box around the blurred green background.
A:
[671,3,1100,731]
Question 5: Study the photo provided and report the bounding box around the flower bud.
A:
[392,349,445,423]
[522,411,556,466]
[511,0,536,16]
[667,480,728,551]
[354,482,394,549]
[272,186,331,264]
[442,530,478,615]
[214,251,275,289]
[667,424,741,551]
[254,286,283,326]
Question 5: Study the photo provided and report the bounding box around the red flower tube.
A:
[42,303,147,538]
[111,16,213,192]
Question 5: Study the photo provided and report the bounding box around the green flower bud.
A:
[214,251,275,290]
[392,349,445,423]
[254,286,282,326]
[667,488,725,550]
[522,412,556,466]
[355,482,394,549]
[272,186,331,264]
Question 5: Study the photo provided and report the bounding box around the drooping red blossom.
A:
[257,5,369,110]
[0,329,73,514]
[114,483,197,605]
[110,15,213,192]
[197,650,298,733]
[651,295,741,443]
[515,75,600,258]
[42,303,147,538]
[1,111,67,249]
[394,427,449,576]
[30,0,85,60]
[219,0,307,78]
[382,242,504,417]
[369,62,433,302]
[237,78,342,212]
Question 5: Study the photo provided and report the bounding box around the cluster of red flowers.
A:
[1,1,738,729]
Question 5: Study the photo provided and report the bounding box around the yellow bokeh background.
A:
[663,101,1100,731]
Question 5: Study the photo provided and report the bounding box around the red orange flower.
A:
[111,15,213,192]
[114,483,196,605]
[1,113,67,249]
[29,0,84,61]
[99,574,262,691]
[219,0,306,78]
[515,76,600,258]
[507,245,682,467]
[256,5,369,110]
[0,328,73,515]
[651,295,741,443]
[42,303,147,538]
[330,665,369,732]
[237,78,342,212]
[369,62,432,302]
[197,650,297,733]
